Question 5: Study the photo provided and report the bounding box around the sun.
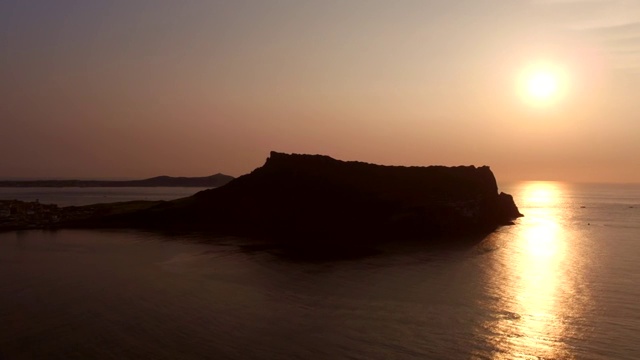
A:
[519,63,565,105]
[528,71,558,100]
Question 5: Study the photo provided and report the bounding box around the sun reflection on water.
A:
[485,181,579,359]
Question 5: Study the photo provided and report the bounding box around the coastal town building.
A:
[0,200,62,229]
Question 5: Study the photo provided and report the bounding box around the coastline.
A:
[0,199,162,233]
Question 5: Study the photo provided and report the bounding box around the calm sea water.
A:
[1,182,639,359]
[0,187,210,207]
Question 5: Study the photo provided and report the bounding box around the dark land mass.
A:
[74,151,523,247]
[0,174,234,188]
[0,199,162,232]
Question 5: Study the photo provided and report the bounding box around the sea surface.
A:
[1,182,639,359]
[0,187,210,207]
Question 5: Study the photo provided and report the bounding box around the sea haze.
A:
[1,182,639,359]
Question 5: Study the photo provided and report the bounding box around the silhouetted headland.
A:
[91,151,522,245]
[0,174,234,188]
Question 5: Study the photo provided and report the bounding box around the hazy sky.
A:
[2,0,639,182]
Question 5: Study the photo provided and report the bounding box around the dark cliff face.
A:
[119,152,522,243]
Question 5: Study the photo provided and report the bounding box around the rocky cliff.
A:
[113,152,522,243]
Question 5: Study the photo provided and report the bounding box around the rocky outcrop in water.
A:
[113,152,522,242]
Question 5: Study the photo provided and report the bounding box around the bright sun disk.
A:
[528,72,558,99]
[519,63,566,106]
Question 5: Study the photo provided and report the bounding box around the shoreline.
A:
[0,199,163,233]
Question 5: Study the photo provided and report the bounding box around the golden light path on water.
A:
[483,181,587,359]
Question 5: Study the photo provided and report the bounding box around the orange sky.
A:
[1,1,639,182]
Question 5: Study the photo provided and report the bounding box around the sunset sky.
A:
[2,1,639,182]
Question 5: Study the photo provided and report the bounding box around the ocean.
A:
[0,182,639,359]
[0,187,211,207]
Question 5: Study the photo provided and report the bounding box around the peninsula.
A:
[85,151,523,243]
[0,174,234,188]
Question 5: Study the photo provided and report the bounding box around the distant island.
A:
[0,174,234,188]
[71,151,524,245]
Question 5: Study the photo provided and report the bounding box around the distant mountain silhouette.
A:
[99,152,522,244]
[0,174,234,188]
